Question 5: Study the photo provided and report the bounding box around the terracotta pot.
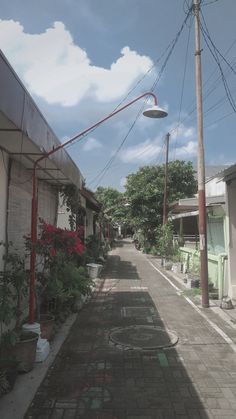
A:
[40,314,55,341]
[0,359,18,396]
[13,331,38,373]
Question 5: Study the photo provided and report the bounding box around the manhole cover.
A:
[109,325,178,350]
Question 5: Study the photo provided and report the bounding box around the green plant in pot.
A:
[0,243,38,373]
[25,220,86,328]
[0,271,18,395]
[156,221,175,268]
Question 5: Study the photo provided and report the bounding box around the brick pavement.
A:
[25,240,236,419]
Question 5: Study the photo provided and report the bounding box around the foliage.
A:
[25,220,85,263]
[84,235,102,263]
[156,221,175,259]
[188,252,200,277]
[25,220,88,318]
[0,369,10,395]
[95,187,130,228]
[125,161,197,241]
[60,184,86,230]
[84,234,110,263]
[0,243,28,331]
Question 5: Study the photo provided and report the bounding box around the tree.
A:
[95,187,130,229]
[124,161,197,243]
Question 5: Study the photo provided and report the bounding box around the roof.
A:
[221,163,236,183]
[0,50,83,188]
[169,195,225,215]
[81,187,101,212]
[193,165,230,182]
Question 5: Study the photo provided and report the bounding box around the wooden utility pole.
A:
[163,132,170,225]
[193,0,209,308]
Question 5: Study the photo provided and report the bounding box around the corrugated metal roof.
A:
[0,50,83,188]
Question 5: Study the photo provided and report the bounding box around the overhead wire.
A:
[88,9,192,188]
[173,13,193,160]
[199,9,236,113]
[63,28,177,154]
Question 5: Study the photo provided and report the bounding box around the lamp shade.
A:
[143,105,168,119]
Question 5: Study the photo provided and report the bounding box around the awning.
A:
[0,50,83,188]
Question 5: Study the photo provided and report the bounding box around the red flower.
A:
[49,248,56,257]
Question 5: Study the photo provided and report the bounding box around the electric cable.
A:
[199,10,236,113]
[173,14,193,160]
[87,10,193,189]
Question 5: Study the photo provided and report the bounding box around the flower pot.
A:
[0,359,18,396]
[13,331,38,373]
[40,314,55,341]
[163,259,172,270]
[86,263,103,279]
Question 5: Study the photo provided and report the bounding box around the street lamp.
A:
[28,92,168,325]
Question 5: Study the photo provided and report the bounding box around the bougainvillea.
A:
[37,221,85,257]
[26,220,84,255]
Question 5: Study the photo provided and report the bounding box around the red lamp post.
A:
[28,92,168,324]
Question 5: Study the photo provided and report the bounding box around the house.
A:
[0,50,83,269]
[80,186,102,238]
[57,185,102,240]
[222,164,236,299]
[169,173,227,299]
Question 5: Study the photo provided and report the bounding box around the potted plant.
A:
[171,251,182,274]
[25,220,86,330]
[186,255,200,289]
[0,271,18,395]
[156,221,174,269]
[1,243,38,373]
[0,355,18,397]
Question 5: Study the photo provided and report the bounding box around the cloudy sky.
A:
[0,0,235,190]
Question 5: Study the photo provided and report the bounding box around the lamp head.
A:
[143,105,168,119]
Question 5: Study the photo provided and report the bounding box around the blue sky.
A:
[0,0,235,191]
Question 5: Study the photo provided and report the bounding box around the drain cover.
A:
[109,325,178,350]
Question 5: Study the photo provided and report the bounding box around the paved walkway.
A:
[25,240,236,419]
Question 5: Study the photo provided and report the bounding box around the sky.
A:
[0,0,235,191]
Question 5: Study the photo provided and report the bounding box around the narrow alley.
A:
[25,240,236,419]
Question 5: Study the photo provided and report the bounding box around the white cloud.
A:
[119,121,197,165]
[167,122,195,141]
[120,177,127,188]
[0,20,153,107]
[119,139,162,163]
[82,137,102,151]
[171,141,197,159]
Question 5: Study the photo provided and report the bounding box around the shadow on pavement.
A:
[24,250,210,419]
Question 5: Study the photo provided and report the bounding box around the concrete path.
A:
[24,240,236,419]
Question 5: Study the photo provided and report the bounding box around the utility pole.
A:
[163,132,170,225]
[193,0,209,308]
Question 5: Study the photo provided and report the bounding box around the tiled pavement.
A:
[25,240,236,419]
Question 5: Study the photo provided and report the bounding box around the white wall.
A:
[205,177,225,197]
[0,151,8,270]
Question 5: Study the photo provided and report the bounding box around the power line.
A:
[87,10,193,189]
[200,10,236,113]
[173,14,193,160]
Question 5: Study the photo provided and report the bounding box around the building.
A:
[0,50,83,268]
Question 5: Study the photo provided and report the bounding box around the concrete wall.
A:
[226,178,236,299]
[8,160,58,254]
[180,247,227,299]
[0,151,8,270]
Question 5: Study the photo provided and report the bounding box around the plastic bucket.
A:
[86,263,103,279]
